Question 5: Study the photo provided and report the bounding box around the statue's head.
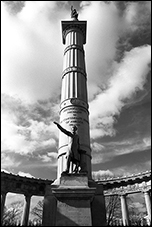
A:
[72,125,77,134]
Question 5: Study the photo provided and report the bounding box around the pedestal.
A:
[42,174,106,226]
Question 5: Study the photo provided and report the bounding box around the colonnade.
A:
[1,170,151,226]
[118,189,151,226]
[1,189,151,226]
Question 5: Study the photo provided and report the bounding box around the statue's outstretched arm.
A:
[54,122,72,137]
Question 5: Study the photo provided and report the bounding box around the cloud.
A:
[1,1,68,103]
[1,95,59,155]
[2,1,150,103]
[131,201,146,214]
[17,171,35,178]
[124,1,151,32]
[38,152,58,165]
[92,169,114,180]
[90,45,151,139]
[110,161,151,177]
[1,153,21,169]
[80,2,121,92]
[91,136,151,164]
[143,137,151,147]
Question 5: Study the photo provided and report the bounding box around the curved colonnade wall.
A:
[97,171,151,225]
[1,170,151,226]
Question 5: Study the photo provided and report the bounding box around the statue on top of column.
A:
[71,6,78,21]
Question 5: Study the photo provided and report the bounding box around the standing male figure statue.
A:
[54,122,80,173]
[71,6,78,20]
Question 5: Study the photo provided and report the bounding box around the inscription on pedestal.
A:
[56,200,92,226]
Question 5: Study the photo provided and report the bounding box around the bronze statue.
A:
[54,122,80,173]
[71,6,78,20]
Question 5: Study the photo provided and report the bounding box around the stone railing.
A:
[1,170,151,226]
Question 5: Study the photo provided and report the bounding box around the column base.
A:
[42,173,107,226]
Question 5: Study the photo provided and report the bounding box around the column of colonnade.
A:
[21,194,32,226]
[143,189,151,225]
[120,193,129,226]
[1,192,6,223]
[113,189,151,226]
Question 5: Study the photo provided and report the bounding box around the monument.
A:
[42,7,107,226]
[56,7,92,179]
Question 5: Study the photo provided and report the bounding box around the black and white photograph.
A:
[1,1,151,226]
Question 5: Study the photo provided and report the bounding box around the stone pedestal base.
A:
[42,174,106,226]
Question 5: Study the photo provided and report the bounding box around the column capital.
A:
[141,188,151,194]
[118,192,128,197]
[23,193,32,198]
[1,191,7,196]
[61,20,87,44]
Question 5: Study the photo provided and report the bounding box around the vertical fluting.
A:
[58,21,91,178]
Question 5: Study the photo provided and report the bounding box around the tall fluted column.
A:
[1,192,7,223]
[120,193,129,226]
[58,19,91,178]
[143,190,151,225]
[21,194,31,226]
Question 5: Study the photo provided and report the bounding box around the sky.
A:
[1,1,151,185]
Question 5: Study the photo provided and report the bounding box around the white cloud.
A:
[17,171,35,178]
[38,152,58,165]
[92,169,114,180]
[1,153,21,169]
[5,193,24,206]
[1,96,59,155]
[89,45,151,139]
[1,1,67,103]
[91,136,151,164]
[143,137,151,147]
[80,2,121,89]
[91,142,105,152]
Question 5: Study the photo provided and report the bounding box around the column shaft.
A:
[59,20,91,178]
[1,193,6,223]
[120,194,129,226]
[144,191,151,224]
[21,195,31,226]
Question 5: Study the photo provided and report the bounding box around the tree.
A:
[92,171,123,225]
[2,200,23,225]
[31,200,43,223]
[105,195,122,225]
[128,199,147,225]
